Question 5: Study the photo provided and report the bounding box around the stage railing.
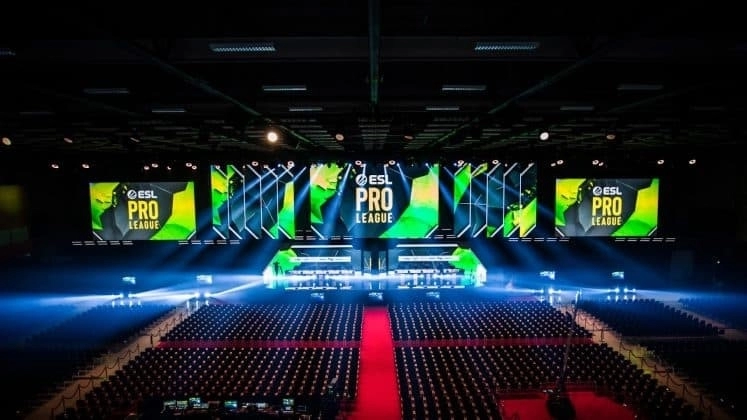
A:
[618,341,715,419]
[49,342,140,419]
[47,309,187,419]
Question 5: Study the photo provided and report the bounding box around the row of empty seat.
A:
[679,296,747,330]
[390,300,591,340]
[395,343,702,420]
[3,303,175,419]
[0,302,79,347]
[638,338,747,418]
[162,303,362,342]
[70,347,359,420]
[578,299,719,337]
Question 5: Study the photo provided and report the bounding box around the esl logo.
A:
[127,189,158,200]
[355,173,392,186]
[592,186,622,196]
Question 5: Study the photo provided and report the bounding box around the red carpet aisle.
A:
[349,307,401,420]
[501,391,635,420]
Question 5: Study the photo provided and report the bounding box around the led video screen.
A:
[210,163,299,240]
[388,244,487,287]
[90,182,196,240]
[555,178,659,237]
[309,162,440,239]
[449,162,537,237]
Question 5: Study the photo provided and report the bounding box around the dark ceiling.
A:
[1,2,746,166]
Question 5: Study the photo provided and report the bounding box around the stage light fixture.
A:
[1,136,10,146]
[335,133,345,141]
[539,131,550,141]
[266,129,279,143]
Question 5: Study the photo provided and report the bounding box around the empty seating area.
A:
[680,296,747,330]
[578,299,720,337]
[395,343,702,420]
[69,346,359,419]
[3,303,175,418]
[637,338,747,418]
[396,346,502,419]
[162,303,362,342]
[27,303,174,349]
[0,302,79,346]
[390,300,590,340]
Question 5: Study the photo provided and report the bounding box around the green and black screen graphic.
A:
[309,162,440,239]
[555,178,659,237]
[211,163,297,239]
[90,182,196,240]
[451,162,537,237]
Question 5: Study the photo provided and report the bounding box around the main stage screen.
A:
[448,162,537,237]
[210,163,299,239]
[309,162,440,239]
[90,182,196,240]
[555,178,659,237]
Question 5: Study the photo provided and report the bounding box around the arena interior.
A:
[2,4,747,420]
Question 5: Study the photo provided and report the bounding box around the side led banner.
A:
[451,162,537,237]
[309,162,439,239]
[555,178,659,237]
[90,182,196,240]
[210,163,298,239]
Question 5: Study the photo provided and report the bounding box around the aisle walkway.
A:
[29,307,189,420]
[501,391,635,420]
[570,308,733,420]
[349,307,400,420]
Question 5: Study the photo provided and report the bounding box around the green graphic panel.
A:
[450,246,486,286]
[210,164,297,239]
[309,163,344,225]
[555,178,659,237]
[380,164,439,238]
[90,182,119,231]
[554,178,585,228]
[268,248,302,273]
[151,182,197,240]
[274,182,296,238]
[89,182,196,240]
[612,178,659,237]
[504,197,537,237]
